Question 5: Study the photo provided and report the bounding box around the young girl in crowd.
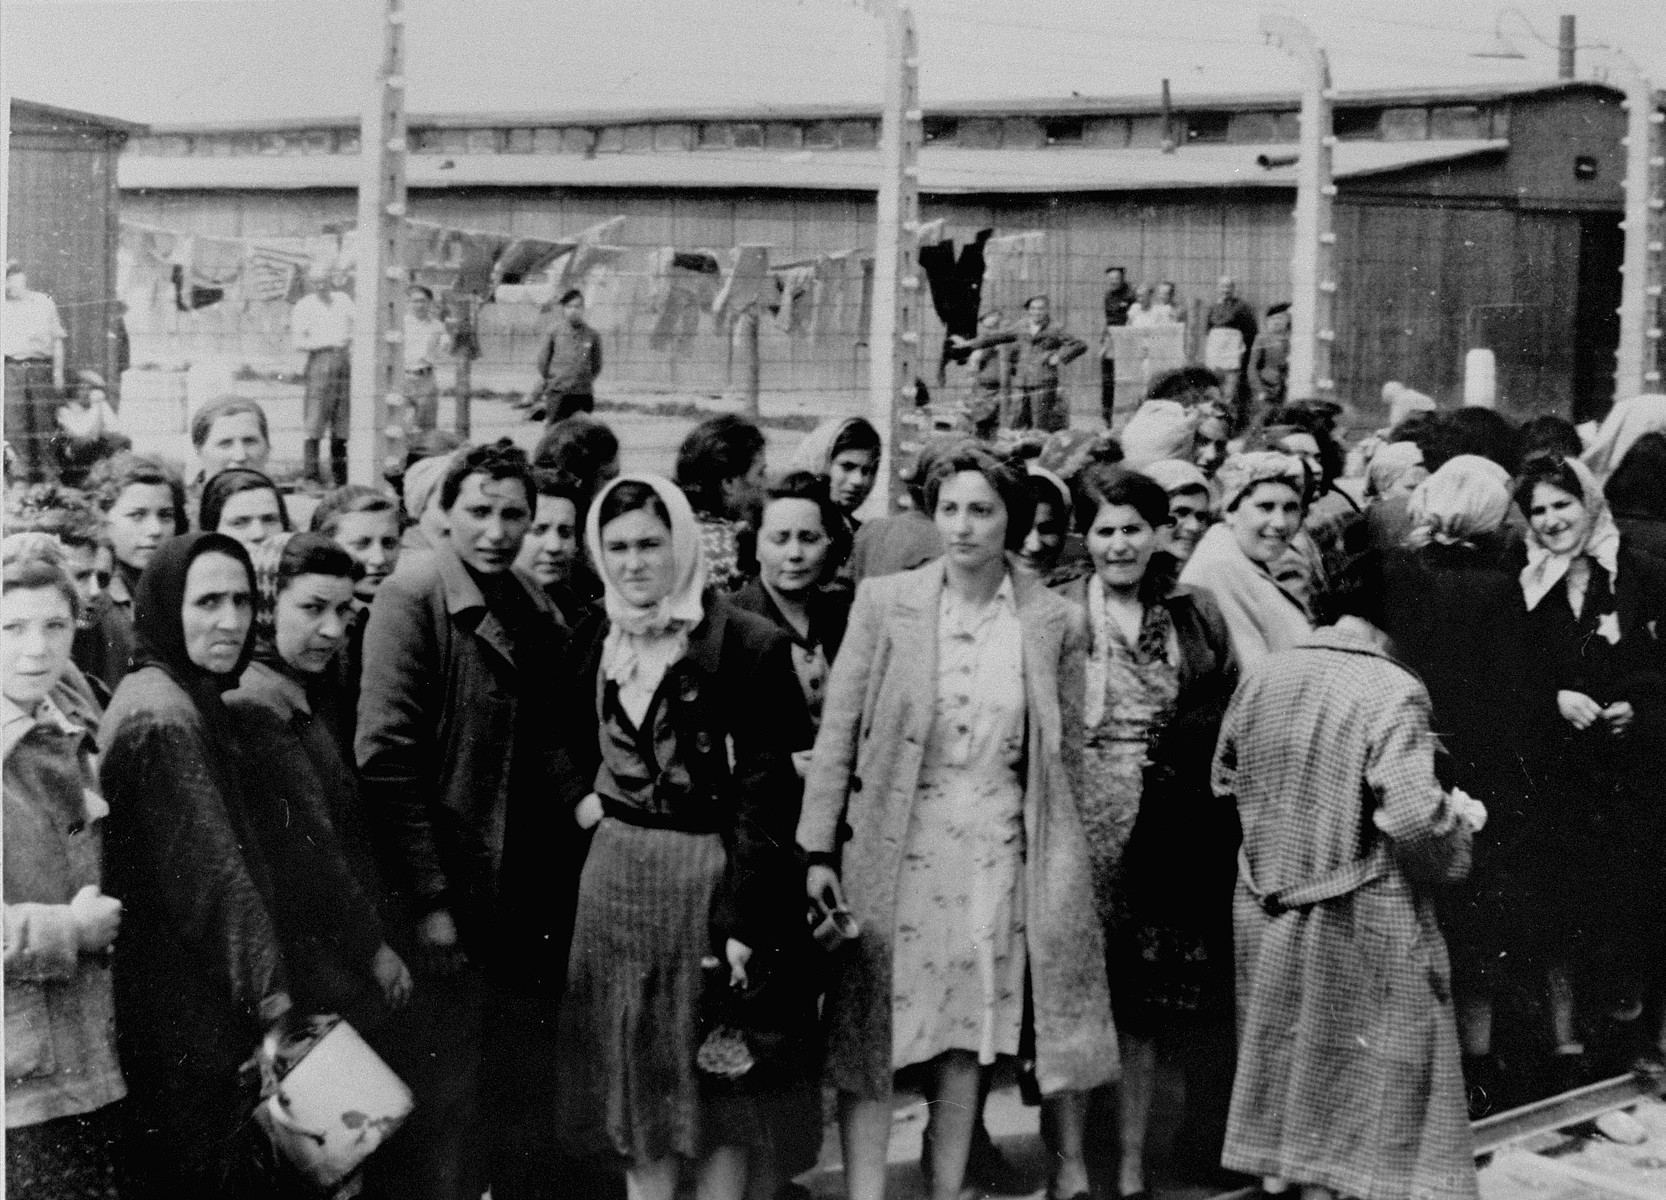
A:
[3,539,126,1200]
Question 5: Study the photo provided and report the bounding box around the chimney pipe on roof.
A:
[1558,15,1576,80]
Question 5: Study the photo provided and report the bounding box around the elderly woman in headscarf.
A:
[1138,459,1214,564]
[1380,456,1530,1113]
[1176,452,1313,668]
[1515,454,1666,1082]
[97,532,391,1197]
[1581,393,1666,483]
[554,475,814,1200]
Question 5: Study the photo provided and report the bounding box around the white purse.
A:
[254,1016,413,1192]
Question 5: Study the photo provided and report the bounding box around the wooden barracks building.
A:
[114,79,1640,423]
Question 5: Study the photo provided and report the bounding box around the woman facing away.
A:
[675,414,769,591]
[1055,466,1240,1200]
[1215,549,1481,1200]
[1177,451,1313,669]
[554,474,816,1200]
[98,532,392,1199]
[798,443,1116,1200]
[3,539,127,1200]
[1379,455,1530,1115]
[1513,454,1666,1082]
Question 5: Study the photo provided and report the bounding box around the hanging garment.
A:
[770,262,818,334]
[812,252,859,345]
[713,245,771,318]
[245,243,315,303]
[492,238,577,287]
[649,250,721,351]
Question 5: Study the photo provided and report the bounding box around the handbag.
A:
[252,1015,414,1193]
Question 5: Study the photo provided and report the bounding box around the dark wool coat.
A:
[1213,623,1476,1200]
[355,544,570,953]
[798,560,1118,1100]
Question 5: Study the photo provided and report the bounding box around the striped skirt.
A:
[556,817,728,1164]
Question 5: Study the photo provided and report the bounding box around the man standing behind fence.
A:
[530,288,602,424]
[291,268,354,485]
[3,260,68,482]
[1005,293,1086,433]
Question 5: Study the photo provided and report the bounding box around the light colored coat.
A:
[1213,623,1476,1200]
[799,559,1118,1100]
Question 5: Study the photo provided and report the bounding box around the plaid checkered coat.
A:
[1212,623,1478,1200]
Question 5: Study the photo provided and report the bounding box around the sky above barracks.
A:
[4,0,1664,128]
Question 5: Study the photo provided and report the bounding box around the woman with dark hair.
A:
[732,472,851,739]
[787,416,882,532]
[1380,455,1529,1113]
[675,414,769,590]
[1426,408,1520,475]
[1514,454,1666,1080]
[1177,452,1312,668]
[225,532,411,1009]
[1517,414,1584,463]
[533,414,622,504]
[98,532,391,1198]
[1018,463,1089,587]
[1059,465,1239,1199]
[1604,430,1666,560]
[1137,460,1214,564]
[555,475,814,1200]
[199,467,291,552]
[801,443,1115,1200]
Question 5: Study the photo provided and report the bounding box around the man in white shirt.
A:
[290,270,354,485]
[402,285,449,436]
[4,261,68,482]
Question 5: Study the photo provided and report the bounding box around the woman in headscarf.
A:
[1058,465,1239,1200]
[199,467,291,552]
[399,452,455,555]
[1118,400,1195,471]
[1177,452,1313,668]
[97,532,390,1198]
[1138,459,1213,564]
[554,475,814,1200]
[1604,430,1666,561]
[787,416,882,535]
[800,444,1115,1200]
[1515,454,1666,1082]
[1581,392,1666,483]
[1380,456,1530,1113]
[1364,440,1426,503]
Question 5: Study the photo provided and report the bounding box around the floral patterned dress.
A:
[1079,578,1180,928]
[890,577,1028,1069]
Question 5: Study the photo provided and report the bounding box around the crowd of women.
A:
[5,385,1666,1200]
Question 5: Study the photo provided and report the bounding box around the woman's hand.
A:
[1603,700,1635,736]
[1557,690,1604,730]
[416,909,467,977]
[725,938,752,988]
[70,885,122,954]
[373,943,413,1008]
[574,792,604,829]
[807,864,846,917]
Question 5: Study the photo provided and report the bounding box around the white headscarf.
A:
[1118,400,1196,469]
[1581,394,1666,482]
[1406,454,1510,548]
[1519,456,1623,615]
[585,473,707,724]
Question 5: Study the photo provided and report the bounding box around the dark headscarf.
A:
[132,532,258,715]
[199,468,291,537]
